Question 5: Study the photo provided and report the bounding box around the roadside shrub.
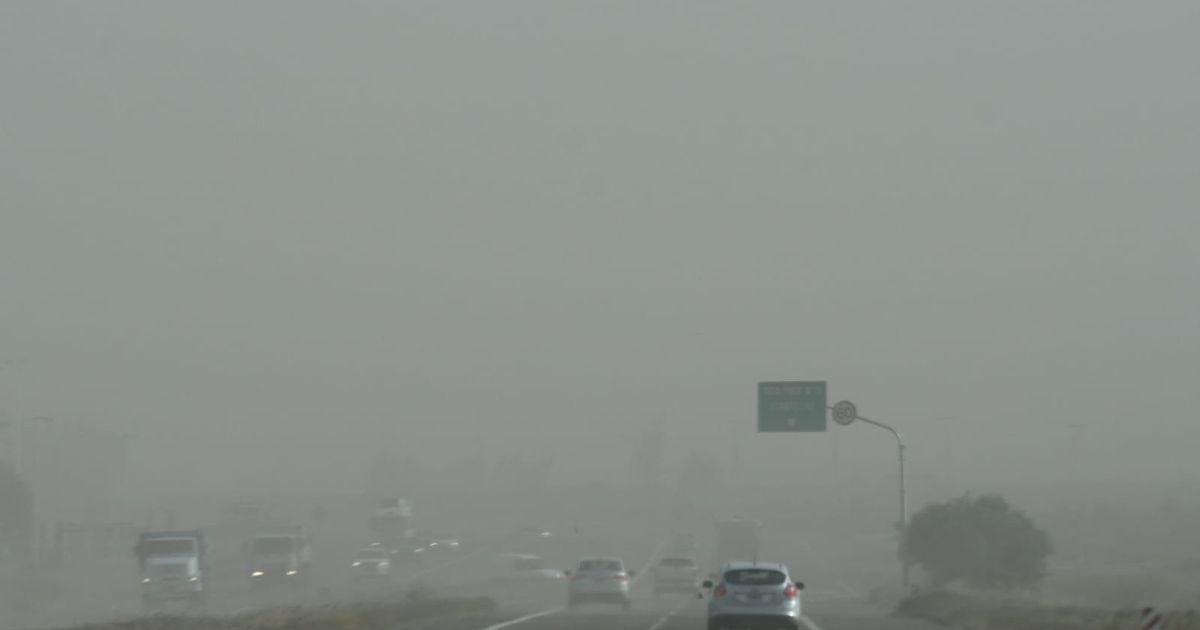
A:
[903,493,1052,590]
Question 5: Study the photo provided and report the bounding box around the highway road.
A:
[435,593,944,630]
[398,526,945,630]
[420,547,942,630]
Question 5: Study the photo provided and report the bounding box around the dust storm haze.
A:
[1,1,1199,626]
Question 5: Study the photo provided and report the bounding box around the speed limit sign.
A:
[832,400,857,426]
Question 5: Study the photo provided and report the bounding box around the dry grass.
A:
[63,594,496,630]
[897,590,1200,630]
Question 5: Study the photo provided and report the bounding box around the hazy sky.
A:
[2,2,1198,497]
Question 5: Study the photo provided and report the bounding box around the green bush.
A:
[903,494,1052,590]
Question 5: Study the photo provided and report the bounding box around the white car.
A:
[505,554,565,580]
[652,556,700,596]
[567,557,633,609]
[703,562,804,630]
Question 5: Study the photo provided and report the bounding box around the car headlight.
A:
[352,561,362,567]
[286,570,298,576]
[251,571,265,577]
[189,576,199,582]
[142,577,152,583]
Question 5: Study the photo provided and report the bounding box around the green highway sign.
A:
[757,381,827,432]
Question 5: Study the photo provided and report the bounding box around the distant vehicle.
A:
[351,545,392,582]
[567,557,633,609]
[715,519,760,566]
[387,538,429,565]
[652,556,701,597]
[670,532,698,555]
[500,553,565,581]
[516,526,554,539]
[702,562,804,630]
[368,498,413,546]
[248,530,312,590]
[135,530,208,609]
[425,537,461,556]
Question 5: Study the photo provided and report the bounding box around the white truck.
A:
[368,498,413,543]
[135,530,208,609]
[369,498,421,564]
[248,529,312,591]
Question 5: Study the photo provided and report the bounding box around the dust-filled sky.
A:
[1,2,1198,498]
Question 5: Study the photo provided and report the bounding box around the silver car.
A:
[702,562,804,630]
[566,557,633,609]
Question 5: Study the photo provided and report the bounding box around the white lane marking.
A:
[647,601,686,630]
[799,614,823,630]
[630,541,667,587]
[479,607,564,630]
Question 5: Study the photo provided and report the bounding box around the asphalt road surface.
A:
[435,593,944,630]
[404,528,944,630]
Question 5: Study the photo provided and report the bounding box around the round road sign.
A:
[832,400,857,426]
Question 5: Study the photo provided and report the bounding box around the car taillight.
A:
[784,583,798,599]
[614,574,629,581]
[713,584,727,598]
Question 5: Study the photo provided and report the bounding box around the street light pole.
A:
[854,414,908,534]
[830,402,909,586]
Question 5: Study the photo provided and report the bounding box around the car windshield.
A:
[725,569,787,586]
[579,560,622,572]
[140,539,195,556]
[146,562,190,578]
[659,558,695,568]
[253,538,295,555]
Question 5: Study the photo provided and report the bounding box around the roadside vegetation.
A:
[903,494,1053,590]
[897,590,1200,630]
[63,594,496,630]
[894,493,1200,628]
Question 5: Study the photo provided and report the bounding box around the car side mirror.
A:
[795,581,805,591]
[701,580,714,589]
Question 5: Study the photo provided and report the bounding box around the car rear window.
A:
[579,559,622,571]
[724,569,787,585]
[659,558,695,568]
